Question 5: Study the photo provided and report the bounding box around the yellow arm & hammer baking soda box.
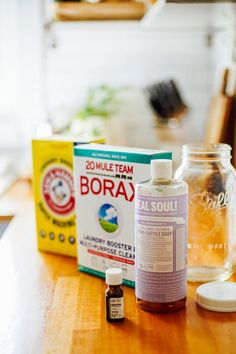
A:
[74,144,172,286]
[32,136,104,257]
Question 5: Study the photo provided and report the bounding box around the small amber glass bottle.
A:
[105,268,124,322]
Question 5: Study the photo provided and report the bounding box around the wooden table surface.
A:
[0,181,236,354]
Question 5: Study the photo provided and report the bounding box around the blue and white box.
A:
[74,144,172,287]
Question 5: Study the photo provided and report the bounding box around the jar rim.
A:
[182,143,231,154]
[182,143,231,160]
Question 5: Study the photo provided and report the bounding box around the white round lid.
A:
[196,282,236,312]
[151,159,172,179]
[105,268,123,285]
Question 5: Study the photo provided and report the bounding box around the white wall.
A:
[0,2,235,149]
[46,3,235,146]
[0,0,44,149]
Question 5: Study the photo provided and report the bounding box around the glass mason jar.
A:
[175,143,236,282]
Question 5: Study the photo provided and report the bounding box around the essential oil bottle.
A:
[105,268,124,322]
[135,159,188,312]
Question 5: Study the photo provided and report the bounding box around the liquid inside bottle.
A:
[105,268,124,322]
[135,159,188,312]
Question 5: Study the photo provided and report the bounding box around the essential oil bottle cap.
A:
[151,159,172,179]
[106,268,123,286]
[196,282,236,312]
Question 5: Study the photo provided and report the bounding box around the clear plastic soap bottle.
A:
[135,159,188,312]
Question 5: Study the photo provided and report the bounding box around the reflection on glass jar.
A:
[175,143,236,282]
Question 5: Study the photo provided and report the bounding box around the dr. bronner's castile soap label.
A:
[135,159,188,312]
[74,144,172,287]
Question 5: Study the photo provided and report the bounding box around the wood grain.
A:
[43,277,79,354]
[53,2,145,21]
[0,181,236,354]
[204,68,233,144]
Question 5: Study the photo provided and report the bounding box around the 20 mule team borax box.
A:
[32,137,104,257]
[74,144,172,286]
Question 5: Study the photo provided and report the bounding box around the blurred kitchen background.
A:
[0,0,236,193]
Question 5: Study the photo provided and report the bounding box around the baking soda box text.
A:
[32,137,104,257]
[74,144,172,286]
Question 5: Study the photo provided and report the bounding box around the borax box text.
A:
[74,144,172,287]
